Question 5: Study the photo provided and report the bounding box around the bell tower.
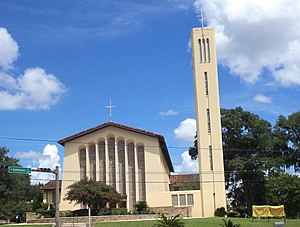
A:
[191,27,227,217]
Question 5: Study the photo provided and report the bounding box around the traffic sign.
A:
[8,166,31,174]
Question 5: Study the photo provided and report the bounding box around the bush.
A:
[220,219,240,227]
[227,211,240,217]
[134,201,149,213]
[215,207,226,217]
[41,202,49,211]
[153,213,184,227]
[111,208,128,215]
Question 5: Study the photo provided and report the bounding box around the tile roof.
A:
[170,173,199,183]
[41,180,62,190]
[58,121,174,172]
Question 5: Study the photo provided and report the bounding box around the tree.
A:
[274,111,300,171]
[64,180,121,209]
[28,183,43,212]
[0,147,32,222]
[266,173,300,217]
[189,107,285,215]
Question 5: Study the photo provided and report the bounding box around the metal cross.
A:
[106,99,116,122]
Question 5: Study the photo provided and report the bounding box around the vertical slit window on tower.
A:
[206,38,210,62]
[204,72,209,96]
[198,39,202,63]
[207,109,211,133]
[209,145,213,171]
[202,39,206,63]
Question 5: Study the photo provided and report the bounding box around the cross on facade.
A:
[106,99,116,122]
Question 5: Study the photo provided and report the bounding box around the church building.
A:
[58,121,201,217]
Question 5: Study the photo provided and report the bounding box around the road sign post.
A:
[8,166,31,174]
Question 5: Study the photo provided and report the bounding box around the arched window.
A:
[118,140,126,195]
[98,141,106,183]
[128,142,136,209]
[137,146,146,201]
[79,148,86,180]
[202,39,206,63]
[89,145,96,181]
[198,39,202,63]
[108,137,116,189]
[206,38,210,62]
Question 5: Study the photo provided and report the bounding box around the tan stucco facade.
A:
[58,122,202,216]
[191,27,227,217]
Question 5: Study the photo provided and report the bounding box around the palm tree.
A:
[153,213,184,227]
[219,219,241,227]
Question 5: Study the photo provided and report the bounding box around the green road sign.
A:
[8,166,31,174]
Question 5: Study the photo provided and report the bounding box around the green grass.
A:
[96,217,300,227]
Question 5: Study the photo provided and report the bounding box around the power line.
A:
[0,135,296,154]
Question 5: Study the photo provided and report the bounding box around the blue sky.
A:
[0,0,299,183]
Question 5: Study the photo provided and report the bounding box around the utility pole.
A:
[55,166,60,227]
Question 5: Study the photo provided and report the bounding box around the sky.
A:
[0,0,299,184]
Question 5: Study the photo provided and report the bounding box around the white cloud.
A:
[0,67,65,110]
[254,94,272,103]
[194,0,300,86]
[0,27,19,69]
[174,118,196,142]
[30,144,60,185]
[159,109,179,116]
[15,150,41,159]
[0,28,66,110]
[174,150,199,173]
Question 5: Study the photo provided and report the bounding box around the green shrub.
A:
[153,213,184,227]
[111,208,128,215]
[41,202,49,211]
[134,201,149,213]
[215,207,226,217]
[219,219,240,227]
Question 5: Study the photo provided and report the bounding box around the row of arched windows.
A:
[198,38,211,63]
[79,138,146,208]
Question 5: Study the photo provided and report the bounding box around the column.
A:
[86,146,90,180]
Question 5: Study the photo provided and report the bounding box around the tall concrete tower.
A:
[191,27,227,217]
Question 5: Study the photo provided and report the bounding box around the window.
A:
[89,145,96,181]
[172,195,178,206]
[187,194,194,205]
[209,145,213,171]
[79,148,86,180]
[207,109,211,133]
[172,194,195,206]
[198,39,202,63]
[204,72,208,96]
[179,194,186,205]
[206,38,210,62]
[202,39,206,63]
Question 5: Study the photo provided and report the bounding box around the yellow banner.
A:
[252,205,285,218]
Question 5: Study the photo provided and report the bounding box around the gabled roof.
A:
[170,173,199,183]
[41,180,62,190]
[58,121,174,172]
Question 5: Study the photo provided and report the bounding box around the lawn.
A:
[96,217,300,227]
